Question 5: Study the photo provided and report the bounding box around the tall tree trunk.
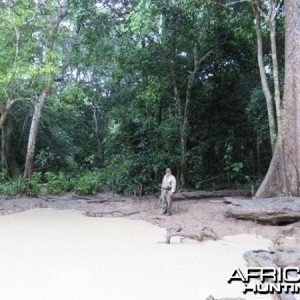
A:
[3,118,19,177]
[1,127,8,172]
[269,3,281,131]
[253,3,277,152]
[179,135,187,185]
[93,106,104,167]
[167,59,186,184]
[0,97,13,130]
[179,44,199,186]
[0,5,21,131]
[153,14,212,185]
[256,138,261,176]
[166,43,213,185]
[24,85,51,179]
[255,0,300,197]
[23,1,67,180]
[1,117,19,176]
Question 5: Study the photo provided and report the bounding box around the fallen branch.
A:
[225,197,300,225]
[72,194,126,204]
[72,195,126,204]
[166,232,203,243]
[86,199,126,204]
[173,189,251,200]
[165,227,219,244]
[85,210,140,217]
[39,196,62,202]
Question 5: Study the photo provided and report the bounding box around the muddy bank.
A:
[0,192,298,248]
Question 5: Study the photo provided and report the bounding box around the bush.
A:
[45,171,73,194]
[25,172,42,196]
[0,176,25,197]
[74,171,105,195]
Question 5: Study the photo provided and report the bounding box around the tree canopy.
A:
[0,0,287,196]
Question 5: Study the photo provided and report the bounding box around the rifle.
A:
[156,194,163,207]
[156,185,172,207]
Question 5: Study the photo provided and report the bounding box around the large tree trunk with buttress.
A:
[256,0,300,197]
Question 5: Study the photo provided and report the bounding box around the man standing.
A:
[161,168,176,216]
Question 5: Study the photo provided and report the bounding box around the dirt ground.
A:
[1,192,299,250]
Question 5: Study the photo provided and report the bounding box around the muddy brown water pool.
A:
[0,208,274,299]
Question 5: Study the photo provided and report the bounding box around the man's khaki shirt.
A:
[161,174,176,193]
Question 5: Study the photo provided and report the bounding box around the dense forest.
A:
[0,0,286,196]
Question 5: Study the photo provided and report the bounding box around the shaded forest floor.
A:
[0,192,299,249]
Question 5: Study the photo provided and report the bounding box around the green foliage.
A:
[0,175,25,197]
[74,171,105,195]
[246,86,271,144]
[224,144,244,173]
[104,111,181,194]
[0,170,106,196]
[0,0,284,195]
[59,85,87,107]
[45,172,73,194]
[25,172,42,196]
